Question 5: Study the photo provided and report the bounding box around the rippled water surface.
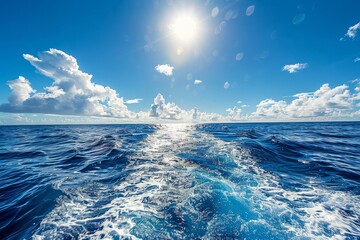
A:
[0,122,359,239]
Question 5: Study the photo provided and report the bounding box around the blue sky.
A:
[0,0,359,124]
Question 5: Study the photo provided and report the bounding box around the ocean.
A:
[0,122,359,239]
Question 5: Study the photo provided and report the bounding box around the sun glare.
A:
[169,13,199,43]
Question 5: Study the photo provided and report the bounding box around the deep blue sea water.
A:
[0,122,359,239]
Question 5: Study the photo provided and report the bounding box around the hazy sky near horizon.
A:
[0,0,360,124]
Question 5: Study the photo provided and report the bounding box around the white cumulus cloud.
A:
[0,49,131,117]
[148,93,223,122]
[155,64,174,76]
[343,22,360,39]
[226,106,242,120]
[194,79,202,85]
[7,76,35,105]
[354,57,360,63]
[224,81,230,89]
[252,83,357,119]
[149,93,184,120]
[282,63,308,73]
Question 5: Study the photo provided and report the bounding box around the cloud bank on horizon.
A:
[1,48,360,124]
[252,84,360,119]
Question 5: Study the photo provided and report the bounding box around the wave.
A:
[0,123,359,239]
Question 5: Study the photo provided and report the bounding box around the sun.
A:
[169,12,199,43]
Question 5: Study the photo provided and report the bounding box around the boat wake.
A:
[30,124,359,239]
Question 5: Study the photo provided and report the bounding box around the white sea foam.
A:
[199,131,360,239]
[33,124,203,239]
